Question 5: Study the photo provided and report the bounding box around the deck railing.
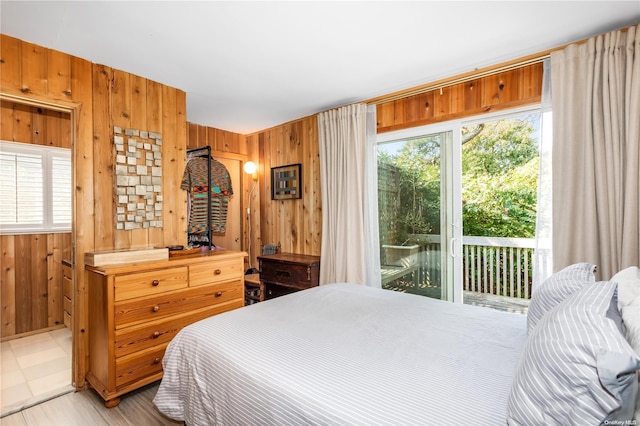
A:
[382,235,538,300]
[462,236,535,300]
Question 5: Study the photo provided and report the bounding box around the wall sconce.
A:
[244,161,258,273]
[244,161,258,181]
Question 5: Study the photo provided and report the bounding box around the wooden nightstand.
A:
[258,253,321,300]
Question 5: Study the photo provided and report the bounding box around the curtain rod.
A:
[369,54,550,105]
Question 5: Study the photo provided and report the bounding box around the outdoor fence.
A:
[382,235,539,300]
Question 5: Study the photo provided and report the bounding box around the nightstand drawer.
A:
[114,280,242,329]
[189,258,243,287]
[260,261,319,289]
[114,267,188,301]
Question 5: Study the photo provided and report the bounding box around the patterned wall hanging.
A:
[113,126,163,230]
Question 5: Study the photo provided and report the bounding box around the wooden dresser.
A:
[85,250,245,407]
[258,253,320,300]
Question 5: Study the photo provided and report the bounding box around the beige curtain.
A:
[317,103,368,285]
[551,24,640,280]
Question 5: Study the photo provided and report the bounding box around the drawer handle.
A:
[153,357,161,364]
[152,331,160,338]
[152,280,160,286]
[214,269,222,275]
[152,305,160,312]
[215,291,223,297]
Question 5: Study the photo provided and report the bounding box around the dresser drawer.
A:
[62,261,72,328]
[63,296,71,315]
[62,263,72,279]
[115,303,237,357]
[63,276,72,299]
[114,267,188,301]
[114,280,243,329]
[115,345,166,388]
[189,258,243,287]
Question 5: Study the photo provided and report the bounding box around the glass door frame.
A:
[376,104,542,304]
[377,122,462,303]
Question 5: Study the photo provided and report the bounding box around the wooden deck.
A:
[383,279,529,315]
[463,291,529,315]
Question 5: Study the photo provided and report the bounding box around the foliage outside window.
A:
[0,141,71,234]
[461,116,539,238]
[378,114,540,245]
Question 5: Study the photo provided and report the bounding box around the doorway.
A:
[0,98,76,415]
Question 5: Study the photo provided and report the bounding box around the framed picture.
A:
[271,163,302,200]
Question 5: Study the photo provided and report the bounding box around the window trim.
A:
[0,140,72,235]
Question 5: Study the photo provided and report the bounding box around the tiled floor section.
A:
[1,328,74,417]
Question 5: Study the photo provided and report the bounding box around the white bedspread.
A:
[154,283,526,426]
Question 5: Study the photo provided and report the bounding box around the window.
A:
[0,141,71,234]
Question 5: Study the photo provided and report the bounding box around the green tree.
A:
[378,116,539,243]
[462,118,539,238]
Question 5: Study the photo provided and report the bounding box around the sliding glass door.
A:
[376,106,542,310]
[377,128,459,302]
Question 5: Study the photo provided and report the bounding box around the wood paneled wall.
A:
[376,62,543,133]
[1,34,186,388]
[1,234,71,336]
[91,64,187,251]
[186,123,251,257]
[187,122,248,156]
[247,116,322,262]
[0,101,73,338]
[0,100,72,146]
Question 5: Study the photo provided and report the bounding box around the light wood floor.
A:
[0,382,183,426]
[1,328,73,416]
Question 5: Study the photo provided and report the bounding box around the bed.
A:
[154,266,640,426]
[153,283,527,425]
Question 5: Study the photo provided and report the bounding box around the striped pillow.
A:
[507,281,640,425]
[527,262,596,334]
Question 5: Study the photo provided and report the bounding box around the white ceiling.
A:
[1,1,639,134]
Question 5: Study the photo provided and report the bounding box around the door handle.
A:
[449,237,458,258]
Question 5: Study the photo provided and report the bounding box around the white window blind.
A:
[51,154,72,224]
[0,141,71,234]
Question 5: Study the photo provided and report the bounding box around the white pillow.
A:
[612,266,640,353]
[611,266,640,422]
[527,262,596,335]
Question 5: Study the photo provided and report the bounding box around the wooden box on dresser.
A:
[85,250,246,407]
